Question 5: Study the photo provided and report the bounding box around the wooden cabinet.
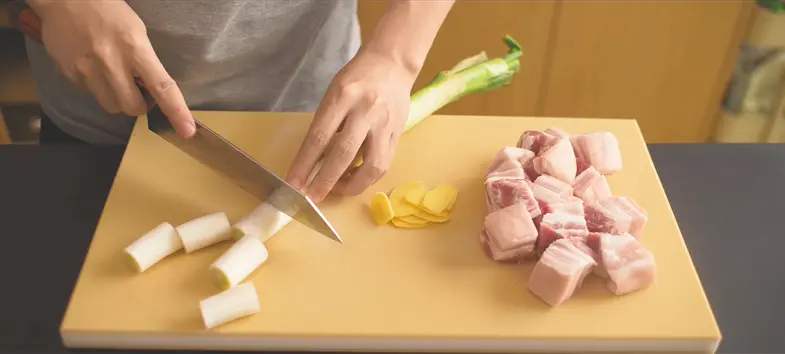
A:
[540,1,752,143]
[358,0,753,143]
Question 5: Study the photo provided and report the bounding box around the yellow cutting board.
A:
[59,112,720,353]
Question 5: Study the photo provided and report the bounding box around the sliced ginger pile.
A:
[369,181,458,228]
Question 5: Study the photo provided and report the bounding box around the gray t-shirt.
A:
[23,0,361,144]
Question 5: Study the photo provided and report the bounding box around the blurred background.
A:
[1,0,783,145]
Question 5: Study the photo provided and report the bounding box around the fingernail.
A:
[181,120,196,138]
[289,178,303,190]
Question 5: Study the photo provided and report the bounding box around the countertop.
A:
[0,143,783,354]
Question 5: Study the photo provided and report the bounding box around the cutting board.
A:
[59,112,720,353]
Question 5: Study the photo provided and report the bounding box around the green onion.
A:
[405,35,523,131]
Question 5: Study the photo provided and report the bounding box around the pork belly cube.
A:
[598,233,656,295]
[585,197,633,234]
[532,138,577,184]
[615,196,648,238]
[534,174,573,198]
[483,203,539,261]
[572,166,612,205]
[523,159,540,181]
[537,211,589,251]
[570,235,601,264]
[486,147,536,176]
[485,176,541,217]
[487,166,527,180]
[480,231,525,264]
[584,232,610,278]
[527,238,597,307]
[572,132,622,175]
[516,130,558,155]
[576,157,591,175]
[532,185,584,215]
[544,127,569,139]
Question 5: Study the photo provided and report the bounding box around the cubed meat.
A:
[480,231,525,264]
[517,130,559,155]
[532,185,584,215]
[532,138,577,184]
[584,197,633,235]
[597,233,656,295]
[523,159,540,181]
[615,196,648,238]
[485,176,541,217]
[544,127,569,139]
[569,236,601,265]
[483,203,539,261]
[527,238,596,307]
[486,147,536,175]
[487,166,527,180]
[572,166,612,205]
[576,157,591,175]
[534,174,573,198]
[537,211,589,251]
[572,132,622,175]
[584,196,647,237]
[584,232,610,278]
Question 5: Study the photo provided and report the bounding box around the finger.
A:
[307,112,370,202]
[132,43,195,138]
[334,127,390,196]
[285,89,351,189]
[83,67,122,114]
[102,55,147,117]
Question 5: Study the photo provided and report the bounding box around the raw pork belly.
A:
[483,203,539,261]
[532,138,577,184]
[527,238,596,306]
[615,196,648,238]
[544,127,569,139]
[485,175,541,218]
[537,211,589,252]
[584,197,633,235]
[584,196,648,237]
[517,130,558,155]
[486,147,536,176]
[576,157,592,175]
[532,185,584,215]
[481,127,655,305]
[584,232,610,278]
[597,233,655,295]
[571,132,622,175]
[572,166,612,205]
[533,175,573,198]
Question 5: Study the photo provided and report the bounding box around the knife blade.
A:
[146,105,343,244]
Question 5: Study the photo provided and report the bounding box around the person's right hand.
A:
[30,0,195,138]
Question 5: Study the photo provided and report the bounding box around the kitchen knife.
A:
[146,105,343,244]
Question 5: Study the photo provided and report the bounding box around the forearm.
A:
[361,0,455,79]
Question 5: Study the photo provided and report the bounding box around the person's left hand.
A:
[286,49,416,203]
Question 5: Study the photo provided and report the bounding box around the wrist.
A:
[359,41,423,84]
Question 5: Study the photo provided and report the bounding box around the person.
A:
[19,0,454,202]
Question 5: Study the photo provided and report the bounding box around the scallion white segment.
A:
[209,234,269,289]
[176,212,232,253]
[124,222,182,272]
[199,282,261,329]
[231,200,293,242]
